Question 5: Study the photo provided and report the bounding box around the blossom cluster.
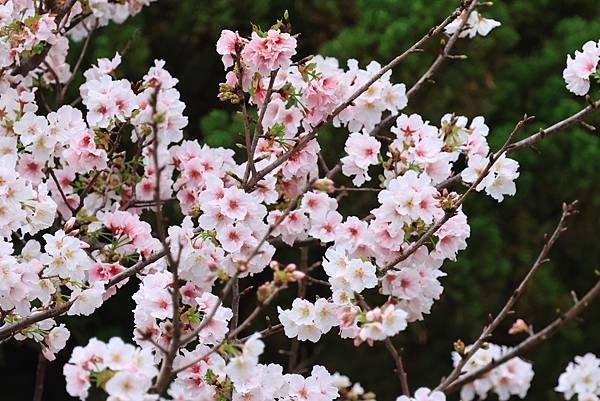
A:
[63,337,158,400]
[564,41,600,96]
[0,1,155,88]
[556,353,600,401]
[222,334,339,401]
[0,5,517,366]
[331,373,376,401]
[103,332,341,401]
[133,270,233,351]
[278,298,339,342]
[0,52,189,357]
[0,1,59,70]
[453,343,535,401]
[444,10,501,38]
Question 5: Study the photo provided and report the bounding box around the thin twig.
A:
[369,0,478,138]
[32,352,47,401]
[443,278,600,394]
[355,293,410,396]
[436,201,579,392]
[384,338,410,396]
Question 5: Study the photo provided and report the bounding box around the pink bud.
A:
[365,308,382,321]
[64,217,76,231]
[508,318,529,335]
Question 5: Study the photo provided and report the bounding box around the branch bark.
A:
[443,278,600,394]
[436,201,578,392]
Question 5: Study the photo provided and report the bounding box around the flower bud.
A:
[508,318,529,335]
[453,339,465,355]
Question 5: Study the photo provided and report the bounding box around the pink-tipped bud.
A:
[453,339,465,355]
[365,308,382,321]
[64,217,76,231]
[508,318,529,335]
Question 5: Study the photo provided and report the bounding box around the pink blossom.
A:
[241,29,297,75]
[216,29,246,68]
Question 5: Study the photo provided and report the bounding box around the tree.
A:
[0,1,598,401]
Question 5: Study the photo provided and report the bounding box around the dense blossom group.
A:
[0,1,596,401]
[556,354,600,401]
[450,343,534,401]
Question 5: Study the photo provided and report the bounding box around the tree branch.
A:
[436,201,578,392]
[443,278,600,394]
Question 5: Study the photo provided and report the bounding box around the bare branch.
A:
[369,0,478,138]
[436,201,579,392]
[384,338,410,396]
[32,352,47,401]
[443,278,600,394]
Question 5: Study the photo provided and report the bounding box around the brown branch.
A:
[150,86,181,395]
[506,99,600,151]
[47,167,75,214]
[243,70,278,185]
[32,352,47,401]
[58,23,96,104]
[406,0,477,99]
[384,338,410,396]
[436,201,578,392]
[230,278,240,338]
[369,0,478,138]
[235,52,254,185]
[443,278,600,394]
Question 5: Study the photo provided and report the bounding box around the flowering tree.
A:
[0,1,598,401]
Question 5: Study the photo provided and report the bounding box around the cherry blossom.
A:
[564,40,600,96]
[445,10,501,38]
[556,354,600,401]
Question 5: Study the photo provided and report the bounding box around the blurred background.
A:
[2,0,600,400]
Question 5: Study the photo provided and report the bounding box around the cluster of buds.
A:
[435,188,460,211]
[256,261,305,302]
[218,82,242,104]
